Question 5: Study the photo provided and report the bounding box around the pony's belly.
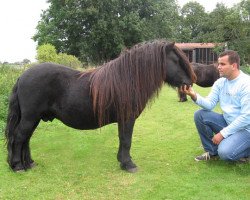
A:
[61,120,100,130]
[60,118,117,130]
[56,113,99,130]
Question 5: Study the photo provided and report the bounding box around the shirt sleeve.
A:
[194,80,220,110]
[220,85,250,138]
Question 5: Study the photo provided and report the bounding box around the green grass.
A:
[0,85,249,200]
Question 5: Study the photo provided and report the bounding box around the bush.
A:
[240,65,250,75]
[56,53,82,69]
[36,44,83,69]
[0,65,23,135]
[36,44,57,63]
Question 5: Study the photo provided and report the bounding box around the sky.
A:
[0,0,49,63]
[0,0,242,63]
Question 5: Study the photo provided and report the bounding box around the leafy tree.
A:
[34,0,142,64]
[235,0,250,64]
[178,0,249,64]
[140,0,180,40]
[22,59,31,65]
[179,2,208,42]
[200,2,250,64]
[33,0,180,64]
[34,0,250,64]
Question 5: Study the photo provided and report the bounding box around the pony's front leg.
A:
[117,119,137,173]
[178,87,187,102]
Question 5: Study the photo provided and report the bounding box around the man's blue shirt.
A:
[195,71,250,138]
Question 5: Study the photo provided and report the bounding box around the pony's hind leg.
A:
[10,118,39,172]
[117,119,137,173]
[22,121,39,169]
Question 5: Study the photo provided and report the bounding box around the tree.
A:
[138,0,180,40]
[177,0,249,64]
[235,0,250,64]
[34,0,249,64]
[22,59,31,65]
[200,2,250,64]
[33,0,180,64]
[179,2,208,42]
[33,0,143,64]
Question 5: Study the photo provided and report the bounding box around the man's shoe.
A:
[238,157,250,163]
[195,152,218,161]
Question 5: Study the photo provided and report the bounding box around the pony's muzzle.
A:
[180,84,191,91]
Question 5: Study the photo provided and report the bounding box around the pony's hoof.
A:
[120,162,138,173]
[28,161,37,169]
[12,166,25,173]
[16,169,25,173]
[179,99,187,102]
[127,167,138,173]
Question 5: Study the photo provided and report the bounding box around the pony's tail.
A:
[5,79,21,165]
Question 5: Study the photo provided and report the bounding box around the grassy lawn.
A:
[0,85,249,200]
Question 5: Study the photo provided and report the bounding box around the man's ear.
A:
[232,63,238,70]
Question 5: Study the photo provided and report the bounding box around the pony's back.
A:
[192,63,219,87]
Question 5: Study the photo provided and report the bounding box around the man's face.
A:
[218,55,235,80]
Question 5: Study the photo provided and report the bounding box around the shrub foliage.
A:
[0,65,23,135]
[36,44,83,69]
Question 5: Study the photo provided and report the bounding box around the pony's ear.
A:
[165,42,175,52]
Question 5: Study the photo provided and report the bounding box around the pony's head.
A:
[163,42,197,87]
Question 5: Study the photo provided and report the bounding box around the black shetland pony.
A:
[178,62,219,102]
[5,40,196,172]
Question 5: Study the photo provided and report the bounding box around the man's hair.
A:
[219,50,240,68]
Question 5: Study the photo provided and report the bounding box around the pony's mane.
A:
[83,40,196,126]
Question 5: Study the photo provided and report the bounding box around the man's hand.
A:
[212,133,224,145]
[180,85,197,101]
